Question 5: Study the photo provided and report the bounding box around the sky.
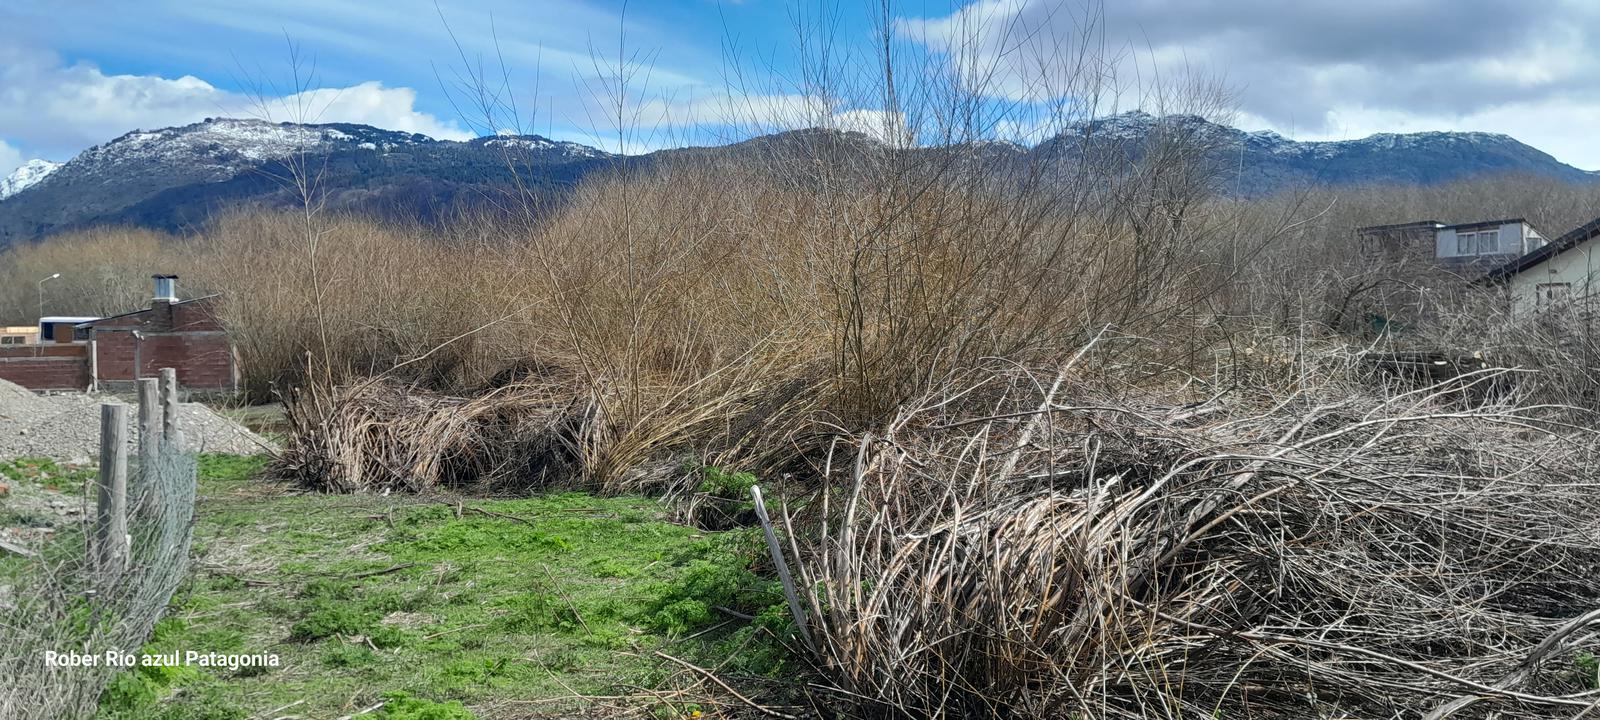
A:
[3,0,1600,177]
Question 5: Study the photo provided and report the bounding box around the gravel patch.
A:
[0,377,275,462]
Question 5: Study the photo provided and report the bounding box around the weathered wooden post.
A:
[137,378,161,466]
[95,403,130,580]
[160,367,184,451]
[134,378,161,518]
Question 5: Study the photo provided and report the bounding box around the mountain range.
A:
[2,112,1595,246]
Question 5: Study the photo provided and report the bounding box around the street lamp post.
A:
[38,273,60,323]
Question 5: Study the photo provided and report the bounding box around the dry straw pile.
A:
[794,360,1600,718]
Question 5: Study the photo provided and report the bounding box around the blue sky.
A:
[4,0,1600,175]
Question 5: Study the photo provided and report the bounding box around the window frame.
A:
[1535,282,1573,310]
[1475,228,1501,255]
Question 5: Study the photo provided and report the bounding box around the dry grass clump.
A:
[795,359,1600,718]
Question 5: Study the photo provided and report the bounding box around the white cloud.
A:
[0,140,23,177]
[832,109,913,146]
[0,44,471,166]
[896,0,1600,169]
[566,89,909,151]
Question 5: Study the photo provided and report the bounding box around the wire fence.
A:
[0,380,199,720]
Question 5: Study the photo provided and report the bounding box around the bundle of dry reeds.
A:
[277,365,822,495]
[793,362,1600,718]
[278,378,593,493]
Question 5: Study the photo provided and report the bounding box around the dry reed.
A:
[792,357,1600,718]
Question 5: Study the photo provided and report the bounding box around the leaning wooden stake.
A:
[160,367,184,451]
[95,402,130,581]
[750,485,815,653]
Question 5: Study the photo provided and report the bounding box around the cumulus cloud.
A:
[0,44,471,167]
[897,0,1600,168]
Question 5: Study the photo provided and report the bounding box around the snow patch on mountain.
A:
[0,159,63,201]
[66,117,438,184]
[477,135,608,158]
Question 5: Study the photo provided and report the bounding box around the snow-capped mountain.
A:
[1043,111,1598,191]
[0,117,614,244]
[1,113,1594,245]
[0,159,63,201]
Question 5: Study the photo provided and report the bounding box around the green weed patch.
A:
[93,454,802,719]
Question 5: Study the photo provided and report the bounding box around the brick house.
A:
[0,275,238,393]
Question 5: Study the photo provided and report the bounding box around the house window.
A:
[1455,232,1475,255]
[0,336,20,345]
[1476,229,1500,255]
[1536,283,1572,309]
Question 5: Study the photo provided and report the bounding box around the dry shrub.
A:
[796,357,1600,718]
[265,145,1250,492]
[187,210,515,398]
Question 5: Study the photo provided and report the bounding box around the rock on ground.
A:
[0,377,274,462]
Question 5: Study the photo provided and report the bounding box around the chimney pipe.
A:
[152,274,179,303]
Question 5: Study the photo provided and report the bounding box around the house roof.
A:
[1357,220,1444,233]
[1444,217,1530,232]
[1483,216,1600,282]
[73,294,221,328]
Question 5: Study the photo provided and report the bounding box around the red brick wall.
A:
[0,345,90,391]
[87,297,235,391]
[136,333,234,389]
[93,331,139,381]
[2,297,235,393]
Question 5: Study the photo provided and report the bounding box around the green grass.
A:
[0,456,96,492]
[92,454,798,719]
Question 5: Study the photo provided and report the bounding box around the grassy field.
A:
[3,455,801,719]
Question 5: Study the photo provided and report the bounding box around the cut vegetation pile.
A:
[278,378,592,493]
[797,363,1600,718]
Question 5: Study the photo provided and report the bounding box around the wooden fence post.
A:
[160,367,183,451]
[137,378,161,466]
[135,378,161,519]
[95,403,130,581]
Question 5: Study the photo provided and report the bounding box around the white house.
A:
[1483,217,1600,316]
[1358,218,1548,266]
[1433,219,1549,266]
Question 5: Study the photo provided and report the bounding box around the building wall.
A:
[1440,222,1536,264]
[88,298,236,391]
[1507,236,1600,317]
[0,296,236,393]
[0,344,91,391]
[1359,226,1438,263]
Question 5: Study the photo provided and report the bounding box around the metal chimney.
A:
[153,274,179,303]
